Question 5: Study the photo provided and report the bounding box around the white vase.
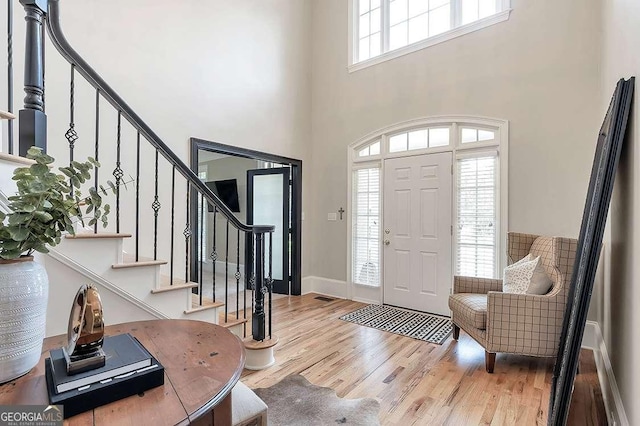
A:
[0,257,49,383]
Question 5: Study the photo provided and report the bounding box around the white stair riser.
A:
[55,238,124,270]
[225,323,245,337]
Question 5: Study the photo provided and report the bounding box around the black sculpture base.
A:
[63,347,106,375]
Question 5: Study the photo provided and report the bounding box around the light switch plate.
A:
[328,213,337,221]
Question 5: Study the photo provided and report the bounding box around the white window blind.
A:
[456,154,498,278]
[352,167,381,286]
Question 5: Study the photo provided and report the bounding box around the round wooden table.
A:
[0,320,245,425]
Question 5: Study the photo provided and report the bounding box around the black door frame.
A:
[189,137,302,296]
[246,167,290,295]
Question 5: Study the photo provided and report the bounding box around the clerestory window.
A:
[352,0,511,70]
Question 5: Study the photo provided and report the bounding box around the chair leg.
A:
[485,351,496,373]
[452,325,460,340]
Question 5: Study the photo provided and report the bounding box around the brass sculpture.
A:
[63,284,106,374]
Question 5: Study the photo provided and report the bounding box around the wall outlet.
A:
[328,213,337,221]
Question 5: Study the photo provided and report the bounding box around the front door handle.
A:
[384,240,390,246]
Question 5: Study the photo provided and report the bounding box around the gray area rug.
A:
[339,304,452,344]
[253,374,380,425]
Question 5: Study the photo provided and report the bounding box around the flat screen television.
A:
[205,179,240,213]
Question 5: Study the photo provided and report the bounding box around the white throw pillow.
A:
[502,255,538,294]
[503,255,553,295]
[526,260,553,295]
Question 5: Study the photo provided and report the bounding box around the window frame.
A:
[348,0,512,72]
[347,115,508,304]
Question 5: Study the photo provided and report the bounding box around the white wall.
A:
[598,0,640,423]
[0,1,312,301]
[309,0,602,282]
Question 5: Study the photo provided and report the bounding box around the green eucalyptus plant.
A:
[0,147,112,260]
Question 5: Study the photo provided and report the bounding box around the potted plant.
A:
[0,147,110,383]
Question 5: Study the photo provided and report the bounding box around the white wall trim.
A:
[583,320,629,426]
[302,276,348,299]
[46,249,170,320]
[347,2,512,73]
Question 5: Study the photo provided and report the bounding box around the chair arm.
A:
[453,276,503,294]
[486,291,563,356]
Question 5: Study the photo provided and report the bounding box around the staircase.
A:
[1,0,276,346]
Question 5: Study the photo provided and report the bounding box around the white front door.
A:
[383,152,452,315]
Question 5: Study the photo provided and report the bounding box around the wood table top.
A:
[0,319,245,425]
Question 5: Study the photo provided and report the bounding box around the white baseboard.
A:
[583,320,629,426]
[352,296,380,304]
[301,276,347,299]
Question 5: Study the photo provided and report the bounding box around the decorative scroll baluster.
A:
[66,64,77,192]
[135,132,140,260]
[152,150,161,260]
[93,89,100,233]
[113,112,123,233]
[268,231,273,339]
[236,229,240,319]
[252,232,266,341]
[170,166,175,285]
[7,0,13,154]
[224,220,229,322]
[199,193,204,306]
[184,183,191,284]
[211,207,217,302]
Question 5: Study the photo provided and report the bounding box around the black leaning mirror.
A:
[548,77,634,425]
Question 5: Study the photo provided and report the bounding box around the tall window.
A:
[352,167,381,286]
[455,153,498,278]
[353,0,510,65]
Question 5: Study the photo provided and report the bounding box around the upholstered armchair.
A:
[448,232,578,373]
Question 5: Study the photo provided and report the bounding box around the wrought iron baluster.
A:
[152,150,160,260]
[93,89,100,234]
[170,165,175,285]
[236,228,240,319]
[113,111,123,233]
[211,207,217,303]
[199,193,204,306]
[184,182,191,284]
[7,0,13,154]
[66,64,78,192]
[225,219,229,323]
[135,132,140,260]
[268,231,273,339]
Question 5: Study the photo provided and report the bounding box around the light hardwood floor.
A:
[241,293,606,426]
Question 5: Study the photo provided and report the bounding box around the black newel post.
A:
[252,232,266,341]
[18,0,47,157]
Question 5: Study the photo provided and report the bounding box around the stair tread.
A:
[243,335,279,350]
[151,281,198,294]
[0,110,16,120]
[220,317,248,328]
[0,152,36,166]
[112,253,167,269]
[66,232,132,239]
[185,294,225,314]
[159,275,199,287]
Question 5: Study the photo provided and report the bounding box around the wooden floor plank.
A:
[241,294,606,425]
